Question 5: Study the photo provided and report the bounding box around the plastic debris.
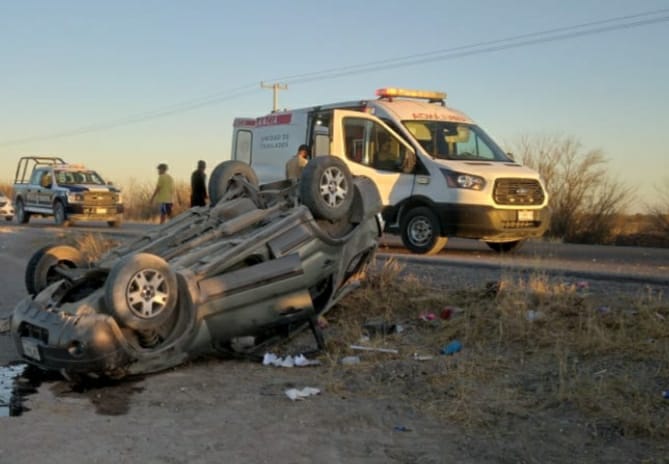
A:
[441,340,462,356]
[412,353,434,361]
[419,312,436,321]
[341,356,361,365]
[526,310,544,322]
[440,306,462,320]
[393,425,411,432]
[576,280,589,290]
[363,318,397,336]
[662,390,669,399]
[262,353,320,368]
[285,387,321,401]
[350,345,399,354]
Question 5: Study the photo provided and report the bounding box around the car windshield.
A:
[55,170,106,185]
[403,121,512,162]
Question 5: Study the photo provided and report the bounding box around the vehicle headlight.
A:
[441,169,486,191]
[67,193,84,202]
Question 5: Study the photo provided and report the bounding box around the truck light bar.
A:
[376,87,446,101]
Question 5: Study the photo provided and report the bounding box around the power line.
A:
[2,8,668,147]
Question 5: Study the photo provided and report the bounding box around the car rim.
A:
[125,268,170,318]
[318,166,348,208]
[409,216,433,247]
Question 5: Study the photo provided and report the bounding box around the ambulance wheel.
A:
[25,244,86,295]
[400,207,447,255]
[300,156,354,221]
[208,161,259,205]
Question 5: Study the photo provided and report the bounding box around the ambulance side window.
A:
[342,118,408,172]
[234,130,253,164]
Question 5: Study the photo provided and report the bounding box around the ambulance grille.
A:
[493,179,545,206]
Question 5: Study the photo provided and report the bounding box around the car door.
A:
[330,110,416,206]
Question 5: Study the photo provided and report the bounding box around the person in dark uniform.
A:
[190,160,208,207]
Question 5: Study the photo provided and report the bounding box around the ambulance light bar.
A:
[376,88,446,101]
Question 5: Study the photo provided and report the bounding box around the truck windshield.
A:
[55,170,106,185]
[403,121,511,162]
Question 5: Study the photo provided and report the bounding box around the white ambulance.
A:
[231,87,549,254]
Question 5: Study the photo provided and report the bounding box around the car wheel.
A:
[5,216,12,222]
[107,218,122,228]
[486,240,525,253]
[300,156,354,221]
[208,161,259,206]
[25,244,86,295]
[15,199,30,224]
[104,253,178,331]
[400,207,448,255]
[53,201,70,227]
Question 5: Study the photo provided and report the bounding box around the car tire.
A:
[208,161,259,206]
[300,156,354,221]
[25,244,86,295]
[486,239,525,253]
[400,207,448,255]
[104,253,178,331]
[15,199,30,224]
[53,201,70,227]
[5,216,12,222]
[107,218,122,228]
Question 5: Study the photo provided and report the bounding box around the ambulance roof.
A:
[371,98,473,124]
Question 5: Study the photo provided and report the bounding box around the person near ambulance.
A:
[285,144,310,181]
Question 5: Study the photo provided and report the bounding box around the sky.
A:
[1,0,667,210]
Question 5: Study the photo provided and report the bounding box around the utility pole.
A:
[260,81,288,112]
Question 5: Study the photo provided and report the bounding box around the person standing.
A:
[285,144,310,181]
[150,163,175,224]
[190,160,207,207]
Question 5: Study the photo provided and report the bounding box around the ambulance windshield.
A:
[403,121,512,162]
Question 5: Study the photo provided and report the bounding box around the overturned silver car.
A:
[11,158,383,379]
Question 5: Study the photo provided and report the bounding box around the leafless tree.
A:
[647,178,669,236]
[511,134,635,243]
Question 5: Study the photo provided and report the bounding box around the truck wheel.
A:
[400,207,448,255]
[15,199,31,224]
[208,161,259,206]
[300,156,354,221]
[486,240,525,253]
[107,217,122,228]
[104,253,178,331]
[25,244,85,295]
[53,201,70,227]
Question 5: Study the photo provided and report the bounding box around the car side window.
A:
[342,118,408,172]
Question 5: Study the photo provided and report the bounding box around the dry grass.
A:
[58,232,119,262]
[326,259,669,439]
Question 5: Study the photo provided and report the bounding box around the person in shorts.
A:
[151,163,175,223]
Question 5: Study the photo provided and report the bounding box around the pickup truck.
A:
[13,156,124,227]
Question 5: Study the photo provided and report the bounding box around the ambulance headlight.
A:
[441,169,486,191]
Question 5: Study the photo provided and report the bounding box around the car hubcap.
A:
[319,167,348,207]
[126,268,169,318]
[409,217,433,247]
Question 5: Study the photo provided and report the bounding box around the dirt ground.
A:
[1,225,668,463]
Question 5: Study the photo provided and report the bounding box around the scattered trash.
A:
[441,340,462,356]
[341,356,361,365]
[285,387,321,401]
[262,353,320,368]
[394,324,405,334]
[576,280,589,290]
[596,306,611,314]
[593,369,607,376]
[440,306,462,320]
[526,310,544,322]
[419,312,437,321]
[662,390,669,400]
[349,345,399,354]
[363,318,398,336]
[656,312,666,321]
[412,353,434,361]
[393,425,411,432]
